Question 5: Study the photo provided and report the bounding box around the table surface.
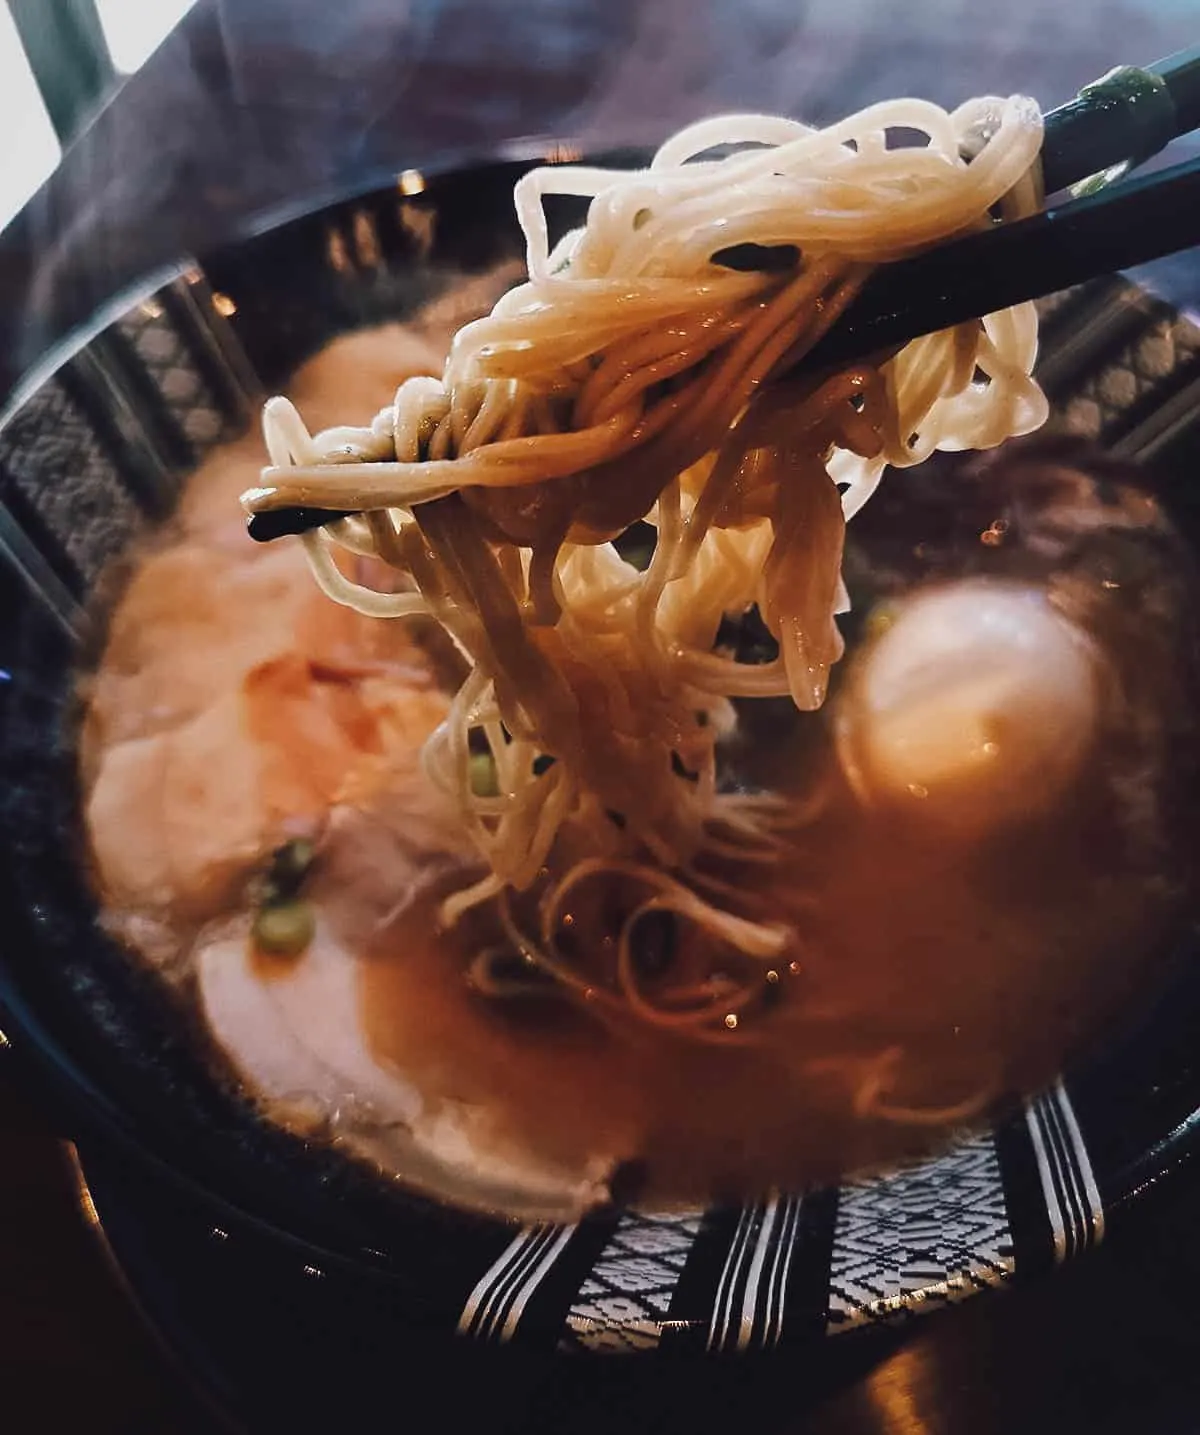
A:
[7,1068,1200,1435]
[5,2,1200,1431]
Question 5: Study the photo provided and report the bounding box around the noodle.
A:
[243,97,1050,1037]
[851,1048,995,1128]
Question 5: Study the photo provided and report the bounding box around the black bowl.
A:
[2,159,1200,1361]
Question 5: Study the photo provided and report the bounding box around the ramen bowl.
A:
[1,160,1200,1368]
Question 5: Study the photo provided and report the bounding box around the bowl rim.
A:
[1,162,1200,1357]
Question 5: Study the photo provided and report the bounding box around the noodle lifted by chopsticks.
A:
[243,96,1049,1035]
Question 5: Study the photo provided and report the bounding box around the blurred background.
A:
[2,0,1199,404]
[1,0,196,229]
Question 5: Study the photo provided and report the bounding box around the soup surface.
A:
[80,303,1198,1220]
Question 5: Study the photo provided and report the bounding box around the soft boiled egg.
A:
[836,578,1102,829]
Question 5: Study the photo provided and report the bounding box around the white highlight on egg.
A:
[836,579,1101,828]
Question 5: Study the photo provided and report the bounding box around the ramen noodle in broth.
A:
[80,102,1198,1220]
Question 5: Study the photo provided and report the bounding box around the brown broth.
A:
[82,324,1198,1214]
[352,438,1199,1209]
[357,762,1180,1205]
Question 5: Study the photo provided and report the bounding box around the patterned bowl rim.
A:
[1,163,1199,1358]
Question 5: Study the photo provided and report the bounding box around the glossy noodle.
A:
[241,97,1050,1040]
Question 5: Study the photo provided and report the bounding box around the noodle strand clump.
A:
[243,97,1049,1035]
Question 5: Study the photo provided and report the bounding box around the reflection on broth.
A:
[354,769,1178,1207]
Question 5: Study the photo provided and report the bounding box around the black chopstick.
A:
[249,156,1200,543]
[248,49,1200,545]
[806,151,1200,374]
[1039,45,1200,196]
[1147,44,1200,140]
[250,504,355,541]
